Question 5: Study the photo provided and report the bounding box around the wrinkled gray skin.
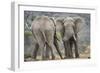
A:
[31,16,62,60]
[55,17,84,58]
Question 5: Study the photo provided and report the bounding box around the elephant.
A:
[55,17,84,58]
[31,16,63,60]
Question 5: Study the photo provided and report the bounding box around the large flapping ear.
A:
[73,17,85,33]
[56,17,65,25]
[50,17,56,27]
[74,17,84,24]
[56,17,66,37]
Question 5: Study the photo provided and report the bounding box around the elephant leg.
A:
[64,40,73,58]
[70,42,73,58]
[63,41,67,58]
[44,30,56,60]
[73,39,79,58]
[37,44,45,60]
[74,42,79,58]
[32,43,39,59]
[42,44,46,60]
[37,41,47,60]
[63,40,69,58]
[54,36,63,59]
[67,41,72,58]
[45,43,50,60]
[50,48,55,60]
[69,41,73,58]
[69,38,74,58]
[46,42,55,60]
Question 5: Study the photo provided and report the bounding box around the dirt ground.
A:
[24,46,90,62]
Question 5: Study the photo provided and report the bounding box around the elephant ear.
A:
[73,17,85,33]
[50,17,65,41]
[50,17,56,27]
[50,17,61,41]
[56,17,65,36]
[56,17,65,25]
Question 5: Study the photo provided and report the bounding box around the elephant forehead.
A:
[64,17,74,24]
[64,22,74,28]
[64,17,74,21]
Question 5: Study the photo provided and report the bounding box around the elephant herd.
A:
[31,16,84,60]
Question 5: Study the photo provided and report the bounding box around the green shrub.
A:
[24,54,32,58]
[56,32,62,41]
[24,31,32,36]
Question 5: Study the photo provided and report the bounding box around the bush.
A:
[24,54,32,58]
[56,32,62,41]
[24,31,32,36]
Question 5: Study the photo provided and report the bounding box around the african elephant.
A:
[55,17,84,58]
[31,16,63,60]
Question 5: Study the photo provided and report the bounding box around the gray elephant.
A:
[55,17,84,58]
[31,16,63,60]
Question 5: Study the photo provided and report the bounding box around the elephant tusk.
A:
[73,35,76,41]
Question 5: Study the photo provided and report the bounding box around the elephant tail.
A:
[50,18,60,41]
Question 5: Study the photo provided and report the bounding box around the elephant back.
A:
[31,16,55,31]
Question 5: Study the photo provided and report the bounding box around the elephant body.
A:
[31,16,63,60]
[55,17,84,58]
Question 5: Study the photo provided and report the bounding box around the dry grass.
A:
[79,45,90,58]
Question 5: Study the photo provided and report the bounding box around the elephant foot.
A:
[64,57,67,59]
[64,56,69,59]
[42,57,50,60]
[33,59,40,61]
[32,56,37,60]
[75,56,79,58]
[60,56,63,59]
[75,55,79,58]
[75,54,80,58]
[64,56,74,59]
[51,56,55,60]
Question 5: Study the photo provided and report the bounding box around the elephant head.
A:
[55,17,84,41]
[55,16,84,58]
